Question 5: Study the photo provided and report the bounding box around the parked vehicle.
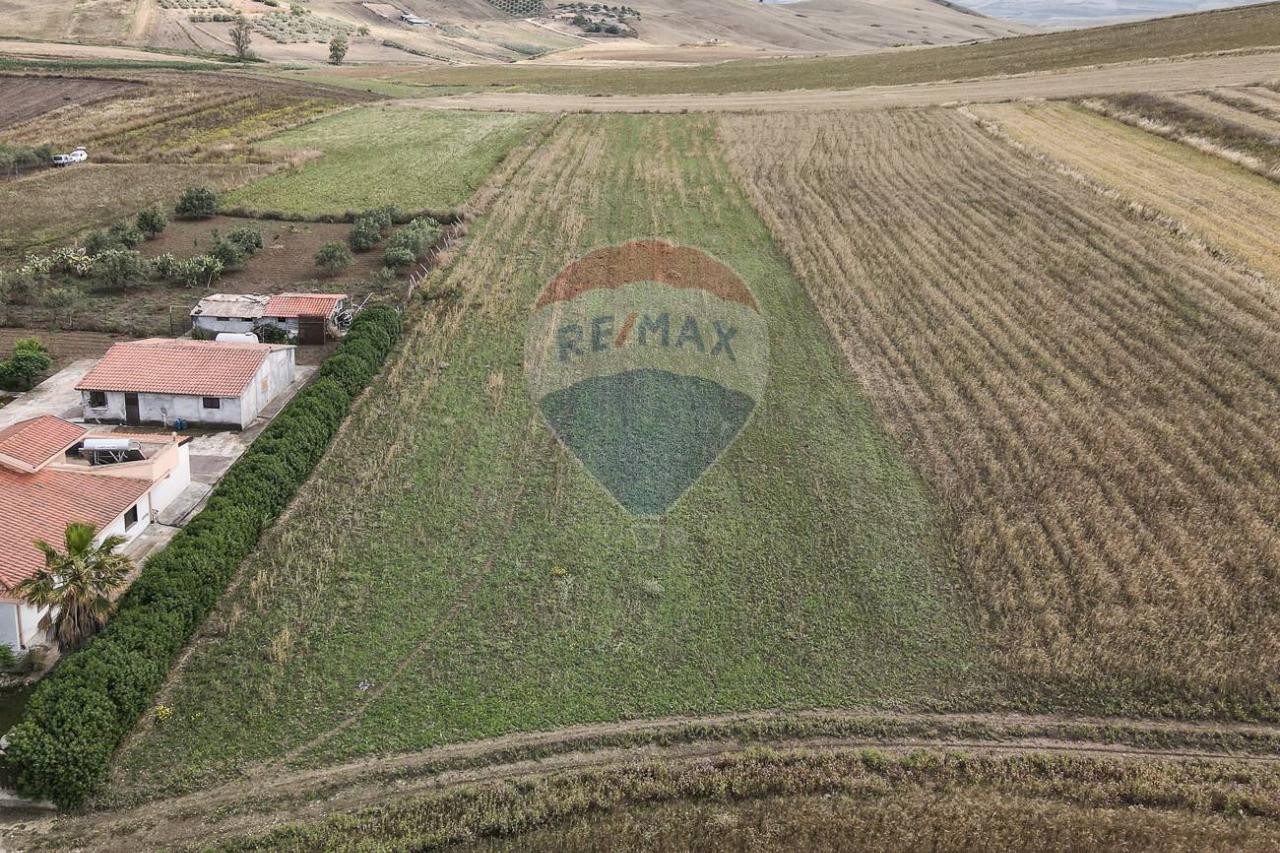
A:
[51,147,88,166]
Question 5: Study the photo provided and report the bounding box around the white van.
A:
[51,147,88,166]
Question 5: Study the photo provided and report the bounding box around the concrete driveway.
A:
[0,358,96,428]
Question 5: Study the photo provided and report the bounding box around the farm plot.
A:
[105,114,979,803]
[0,162,276,257]
[975,102,1280,283]
[721,109,1280,717]
[222,107,547,216]
[1080,92,1280,181]
[138,215,388,288]
[1,73,357,161]
[0,74,141,129]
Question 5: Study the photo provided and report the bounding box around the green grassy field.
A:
[104,113,983,804]
[372,2,1280,96]
[221,107,545,215]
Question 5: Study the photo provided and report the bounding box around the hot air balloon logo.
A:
[525,240,769,516]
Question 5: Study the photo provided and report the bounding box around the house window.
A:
[217,316,233,322]
[124,505,139,529]
[88,391,107,407]
[202,397,221,409]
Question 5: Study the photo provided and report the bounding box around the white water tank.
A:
[82,438,134,452]
[215,332,259,344]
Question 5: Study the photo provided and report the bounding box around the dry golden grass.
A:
[721,108,1280,713]
[1078,93,1280,182]
[1168,92,1280,138]
[977,102,1280,284]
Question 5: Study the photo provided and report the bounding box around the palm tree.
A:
[14,522,134,652]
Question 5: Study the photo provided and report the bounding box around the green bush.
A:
[3,307,403,808]
[136,207,168,239]
[315,241,353,275]
[0,645,16,670]
[92,249,147,289]
[383,246,415,268]
[169,254,224,288]
[0,338,52,391]
[208,236,246,271]
[348,216,383,252]
[175,186,217,220]
[226,225,263,255]
[385,217,440,261]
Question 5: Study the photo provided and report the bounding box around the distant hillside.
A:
[0,0,1028,65]
[610,0,1028,53]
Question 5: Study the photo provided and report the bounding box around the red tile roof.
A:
[76,339,274,397]
[263,293,346,319]
[0,416,87,472]
[0,467,150,590]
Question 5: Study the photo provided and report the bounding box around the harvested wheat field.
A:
[972,102,1280,285]
[722,108,1280,715]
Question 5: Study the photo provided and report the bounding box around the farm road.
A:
[396,49,1280,113]
[23,709,1280,852]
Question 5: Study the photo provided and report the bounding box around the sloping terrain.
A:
[569,0,1026,54]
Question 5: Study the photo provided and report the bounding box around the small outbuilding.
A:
[190,293,270,337]
[77,338,296,429]
[260,293,350,345]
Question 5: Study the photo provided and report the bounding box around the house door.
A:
[125,393,140,425]
[298,316,326,345]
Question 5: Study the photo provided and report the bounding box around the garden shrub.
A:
[226,225,263,254]
[175,186,217,220]
[208,236,246,271]
[92,250,146,290]
[169,254,224,288]
[315,241,353,275]
[383,246,415,268]
[3,307,403,808]
[136,206,168,238]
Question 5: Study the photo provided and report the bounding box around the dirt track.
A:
[397,50,1280,113]
[14,709,1280,851]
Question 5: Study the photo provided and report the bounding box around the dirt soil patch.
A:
[0,328,122,373]
[138,215,393,290]
[0,75,142,130]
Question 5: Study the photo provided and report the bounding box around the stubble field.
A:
[721,107,1280,716]
[974,101,1280,282]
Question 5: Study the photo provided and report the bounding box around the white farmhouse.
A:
[0,416,192,653]
[189,293,270,337]
[77,338,296,429]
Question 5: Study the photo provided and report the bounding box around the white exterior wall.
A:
[83,390,246,428]
[194,316,256,336]
[0,602,43,652]
[82,389,126,423]
[0,495,151,652]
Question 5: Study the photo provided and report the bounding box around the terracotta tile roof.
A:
[0,467,150,590]
[0,416,87,472]
[76,339,273,398]
[263,293,347,319]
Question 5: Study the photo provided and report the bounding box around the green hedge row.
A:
[4,306,403,808]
